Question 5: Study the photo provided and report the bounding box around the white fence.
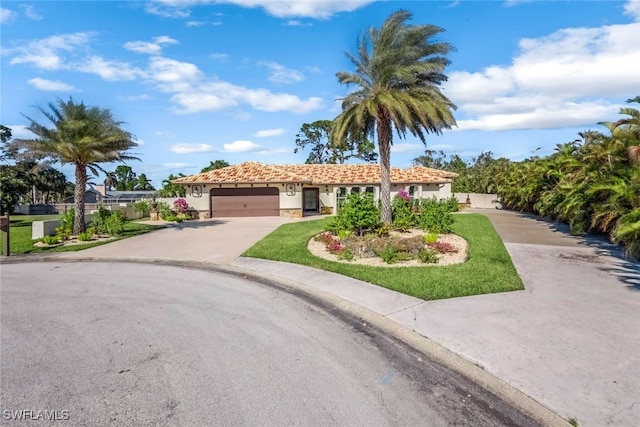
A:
[453,193,501,209]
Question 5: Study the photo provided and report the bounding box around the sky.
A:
[1,0,639,188]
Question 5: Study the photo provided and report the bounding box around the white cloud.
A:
[260,61,304,84]
[134,138,146,146]
[390,143,424,153]
[162,162,191,169]
[27,77,76,91]
[444,19,640,131]
[209,53,229,61]
[21,5,43,20]
[170,143,215,154]
[124,41,163,54]
[154,35,179,45]
[456,100,618,131]
[146,0,373,19]
[169,80,323,114]
[286,20,311,27]
[124,36,179,55]
[222,140,263,153]
[5,125,35,139]
[76,56,145,81]
[214,0,375,19]
[118,94,151,102]
[148,56,202,91]
[254,128,285,137]
[8,32,93,70]
[624,0,640,21]
[0,7,15,23]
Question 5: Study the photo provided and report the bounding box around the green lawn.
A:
[0,214,164,255]
[243,213,523,301]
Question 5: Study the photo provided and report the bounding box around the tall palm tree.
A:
[13,98,138,234]
[332,10,457,223]
[104,171,117,191]
[135,173,155,191]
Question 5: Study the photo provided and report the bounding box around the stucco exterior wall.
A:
[180,181,454,217]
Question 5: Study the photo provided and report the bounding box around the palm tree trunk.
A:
[74,164,87,235]
[377,118,392,224]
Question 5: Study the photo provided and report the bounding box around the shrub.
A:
[415,197,455,234]
[418,248,439,264]
[91,206,127,236]
[393,217,412,232]
[378,246,399,264]
[104,210,126,235]
[133,199,151,216]
[163,213,178,222]
[173,198,189,215]
[56,209,74,239]
[328,192,380,236]
[427,241,459,254]
[338,247,355,261]
[392,191,416,231]
[157,202,173,220]
[40,235,60,245]
[314,232,336,245]
[424,233,438,244]
[77,230,94,241]
[375,223,391,237]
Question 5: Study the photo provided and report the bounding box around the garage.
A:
[210,187,280,217]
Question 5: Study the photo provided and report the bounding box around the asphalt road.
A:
[1,261,541,426]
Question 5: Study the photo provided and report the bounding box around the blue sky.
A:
[2,0,639,187]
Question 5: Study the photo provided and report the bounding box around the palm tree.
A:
[135,173,155,191]
[158,173,186,197]
[103,171,117,191]
[332,10,457,223]
[13,98,138,234]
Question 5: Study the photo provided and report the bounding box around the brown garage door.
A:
[210,187,280,217]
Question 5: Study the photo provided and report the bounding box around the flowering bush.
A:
[427,241,458,254]
[326,241,345,255]
[173,198,189,214]
[396,190,411,201]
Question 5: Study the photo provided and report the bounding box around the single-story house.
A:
[172,161,457,219]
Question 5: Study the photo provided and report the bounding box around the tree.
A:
[332,10,457,223]
[412,149,449,169]
[200,160,230,173]
[294,120,378,164]
[104,171,117,191]
[9,98,138,234]
[157,173,186,197]
[135,173,155,191]
[114,165,138,190]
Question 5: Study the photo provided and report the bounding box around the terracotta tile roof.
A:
[172,161,311,184]
[173,162,456,185]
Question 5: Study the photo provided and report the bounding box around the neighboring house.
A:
[173,161,457,219]
[61,187,156,204]
[61,189,104,204]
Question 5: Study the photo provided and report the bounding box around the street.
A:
[1,261,540,426]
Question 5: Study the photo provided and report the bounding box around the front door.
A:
[303,188,319,213]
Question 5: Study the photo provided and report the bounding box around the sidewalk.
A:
[233,210,640,427]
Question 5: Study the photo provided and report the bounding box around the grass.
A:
[243,213,523,301]
[0,214,164,255]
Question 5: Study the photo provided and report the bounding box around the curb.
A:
[2,255,570,426]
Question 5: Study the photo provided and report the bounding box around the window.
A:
[408,185,418,199]
[350,187,361,193]
[365,187,374,194]
[337,187,348,212]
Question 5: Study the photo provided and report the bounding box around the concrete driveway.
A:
[235,209,640,426]
[59,216,291,264]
